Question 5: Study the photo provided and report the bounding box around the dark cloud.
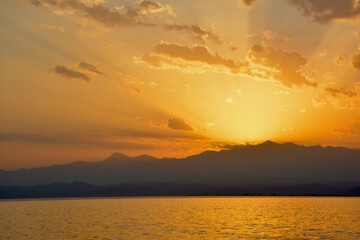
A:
[238,0,257,8]
[248,44,317,88]
[0,126,209,150]
[325,87,357,97]
[50,61,106,81]
[78,62,104,75]
[51,66,91,81]
[168,118,193,131]
[351,52,360,70]
[286,0,360,23]
[0,133,156,150]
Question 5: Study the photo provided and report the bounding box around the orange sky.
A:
[1,0,360,169]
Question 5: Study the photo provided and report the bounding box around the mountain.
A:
[0,141,359,186]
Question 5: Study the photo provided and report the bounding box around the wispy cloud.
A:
[168,118,193,131]
[50,65,91,81]
[0,133,157,149]
[50,62,105,81]
[31,0,161,27]
[78,62,104,75]
[247,29,291,43]
[325,87,357,98]
[31,0,235,49]
[40,23,66,32]
[163,22,236,49]
[286,0,360,24]
[332,121,360,136]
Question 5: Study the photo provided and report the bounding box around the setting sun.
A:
[1,0,360,169]
[1,1,360,239]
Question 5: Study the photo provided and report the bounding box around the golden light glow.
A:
[0,0,360,169]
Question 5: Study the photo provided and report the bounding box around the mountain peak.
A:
[110,152,128,158]
[259,140,278,146]
[104,152,129,162]
[104,152,158,163]
[1,141,359,186]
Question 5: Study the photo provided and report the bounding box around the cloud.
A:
[225,98,234,103]
[139,41,317,88]
[273,90,290,95]
[78,62,104,75]
[205,122,215,128]
[50,62,105,81]
[168,118,193,131]
[164,23,222,43]
[332,121,360,136]
[138,41,247,74]
[319,49,327,57]
[0,133,157,150]
[286,0,360,23]
[31,0,236,49]
[312,96,327,107]
[325,87,357,97]
[0,124,209,150]
[351,52,360,70]
[118,0,172,20]
[153,42,242,70]
[247,44,317,88]
[299,108,307,113]
[40,23,65,32]
[246,30,291,43]
[50,66,91,81]
[238,0,257,8]
[31,0,162,27]
[277,104,292,112]
[236,89,242,95]
[262,30,277,40]
[163,23,238,50]
[334,55,346,65]
[282,127,294,132]
[313,85,359,109]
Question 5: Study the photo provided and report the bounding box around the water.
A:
[1,197,359,239]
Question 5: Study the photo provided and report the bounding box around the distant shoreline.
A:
[1,181,359,199]
[1,195,360,201]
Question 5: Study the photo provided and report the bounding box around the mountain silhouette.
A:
[0,141,359,186]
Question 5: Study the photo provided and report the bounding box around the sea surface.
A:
[1,197,359,239]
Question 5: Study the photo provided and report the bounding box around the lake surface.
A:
[1,197,359,239]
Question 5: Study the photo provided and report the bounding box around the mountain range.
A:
[1,141,359,187]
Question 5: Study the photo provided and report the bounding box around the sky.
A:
[1,0,360,170]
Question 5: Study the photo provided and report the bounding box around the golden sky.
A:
[1,0,360,169]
